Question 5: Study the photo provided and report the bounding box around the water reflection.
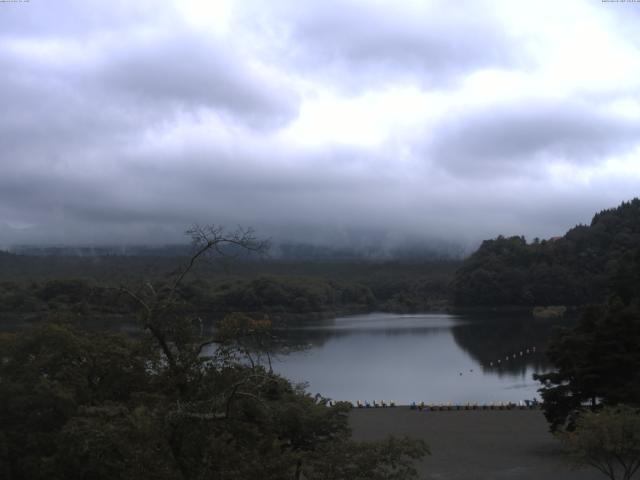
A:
[272,312,570,405]
[273,313,460,350]
[450,314,555,378]
[2,310,570,405]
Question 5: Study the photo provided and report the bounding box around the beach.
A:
[350,408,603,480]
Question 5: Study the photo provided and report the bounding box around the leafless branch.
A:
[197,337,222,356]
[119,286,152,320]
[118,224,269,380]
[166,224,269,304]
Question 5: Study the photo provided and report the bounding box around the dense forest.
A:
[451,198,640,307]
[3,198,640,320]
[0,230,429,479]
[0,252,457,328]
[534,238,640,431]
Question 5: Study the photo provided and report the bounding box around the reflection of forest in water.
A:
[273,312,578,378]
[4,311,576,384]
[450,312,578,377]
[271,314,455,351]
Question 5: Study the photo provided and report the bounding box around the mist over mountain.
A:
[5,236,465,261]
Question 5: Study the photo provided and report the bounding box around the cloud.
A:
[97,31,299,128]
[0,0,639,249]
[0,1,299,139]
[0,0,155,37]
[426,99,640,179]
[244,0,518,90]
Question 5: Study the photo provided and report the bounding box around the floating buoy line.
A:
[488,346,536,368]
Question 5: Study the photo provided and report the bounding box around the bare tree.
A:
[121,224,269,371]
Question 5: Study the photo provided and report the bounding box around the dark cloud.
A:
[427,100,640,178]
[0,0,639,249]
[97,32,299,128]
[0,1,299,136]
[247,0,518,89]
[2,130,635,248]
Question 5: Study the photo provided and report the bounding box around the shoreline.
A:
[348,402,540,410]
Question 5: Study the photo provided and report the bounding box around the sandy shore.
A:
[349,408,602,480]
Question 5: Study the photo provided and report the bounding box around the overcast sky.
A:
[1,0,639,248]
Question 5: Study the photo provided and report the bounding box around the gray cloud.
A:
[97,32,299,128]
[427,100,640,178]
[245,0,518,90]
[2,130,636,249]
[0,0,154,37]
[0,1,299,137]
[0,0,639,250]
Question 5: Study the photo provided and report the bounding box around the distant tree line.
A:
[451,198,640,307]
[0,262,456,322]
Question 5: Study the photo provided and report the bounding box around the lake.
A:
[2,310,566,406]
[271,312,563,405]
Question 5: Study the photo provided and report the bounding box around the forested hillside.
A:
[451,198,640,307]
[0,254,457,324]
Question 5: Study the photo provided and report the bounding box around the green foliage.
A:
[0,260,456,324]
[36,279,93,304]
[559,405,640,480]
[0,320,428,480]
[452,198,640,307]
[535,245,640,431]
[0,227,435,477]
[535,303,640,431]
[0,323,156,479]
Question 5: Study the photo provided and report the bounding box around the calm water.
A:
[3,310,565,405]
[272,312,562,405]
